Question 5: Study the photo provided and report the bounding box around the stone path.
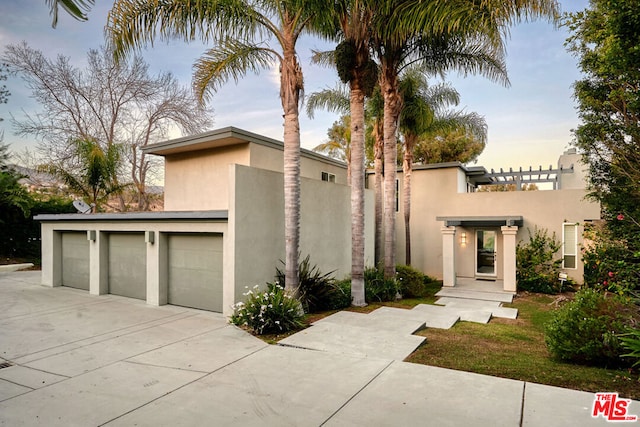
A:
[279,291,518,360]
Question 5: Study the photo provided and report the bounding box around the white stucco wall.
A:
[163,144,250,211]
[227,164,374,308]
[393,166,601,283]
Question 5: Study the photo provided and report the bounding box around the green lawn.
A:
[404,293,640,401]
[258,284,639,401]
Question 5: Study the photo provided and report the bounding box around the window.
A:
[321,171,336,183]
[563,223,578,269]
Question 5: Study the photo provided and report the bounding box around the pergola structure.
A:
[467,164,575,191]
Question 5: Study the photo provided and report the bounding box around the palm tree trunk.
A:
[350,86,366,306]
[381,70,402,280]
[281,43,302,295]
[373,120,384,266]
[403,135,416,266]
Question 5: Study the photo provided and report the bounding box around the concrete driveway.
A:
[0,271,636,426]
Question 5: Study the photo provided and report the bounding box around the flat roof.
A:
[143,126,347,169]
[34,210,229,222]
[436,216,524,227]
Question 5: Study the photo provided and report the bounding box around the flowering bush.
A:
[229,283,305,335]
[582,221,640,296]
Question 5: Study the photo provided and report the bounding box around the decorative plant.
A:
[229,283,304,335]
[516,227,565,294]
[545,288,639,368]
[275,255,348,313]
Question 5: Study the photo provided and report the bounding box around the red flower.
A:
[608,271,614,278]
[617,214,625,220]
[603,280,608,286]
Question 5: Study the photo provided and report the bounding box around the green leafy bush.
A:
[396,264,429,298]
[229,284,305,335]
[325,279,352,310]
[364,266,399,302]
[516,227,565,294]
[275,255,349,313]
[620,328,640,368]
[582,221,640,296]
[545,288,640,367]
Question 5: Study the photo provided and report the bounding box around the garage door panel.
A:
[168,234,222,312]
[61,232,90,290]
[108,233,146,300]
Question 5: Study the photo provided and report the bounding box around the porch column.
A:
[501,226,518,292]
[441,225,457,287]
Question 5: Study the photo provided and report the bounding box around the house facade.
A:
[377,148,601,292]
[36,127,598,315]
[36,127,374,316]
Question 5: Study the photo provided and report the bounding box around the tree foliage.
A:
[46,0,94,27]
[566,0,640,295]
[3,43,212,211]
[39,139,126,212]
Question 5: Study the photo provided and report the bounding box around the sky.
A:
[0,0,590,173]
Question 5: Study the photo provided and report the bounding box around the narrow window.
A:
[321,171,336,183]
[563,223,578,269]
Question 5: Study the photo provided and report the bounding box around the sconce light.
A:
[460,232,467,246]
[145,231,155,244]
[87,230,96,241]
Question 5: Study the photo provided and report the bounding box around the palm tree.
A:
[372,0,559,279]
[46,0,94,27]
[366,86,385,266]
[322,0,379,306]
[107,0,328,294]
[313,115,352,180]
[398,70,487,265]
[40,138,126,212]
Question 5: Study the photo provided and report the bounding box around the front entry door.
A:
[476,230,497,278]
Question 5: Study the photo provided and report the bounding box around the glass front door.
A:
[476,230,496,277]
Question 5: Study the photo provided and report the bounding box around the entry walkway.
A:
[0,271,635,426]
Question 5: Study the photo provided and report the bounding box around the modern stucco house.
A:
[382,148,600,293]
[36,127,374,317]
[36,127,599,315]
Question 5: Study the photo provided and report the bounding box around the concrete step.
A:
[313,310,425,335]
[435,297,519,320]
[407,304,461,329]
[436,288,514,303]
[278,322,426,361]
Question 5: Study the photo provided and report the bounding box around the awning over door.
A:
[436,216,523,228]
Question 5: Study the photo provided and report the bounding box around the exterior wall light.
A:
[145,231,155,244]
[460,232,467,246]
[87,230,96,241]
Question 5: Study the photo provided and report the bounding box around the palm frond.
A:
[305,85,349,118]
[193,40,280,103]
[106,0,263,62]
[46,0,94,28]
[310,49,336,67]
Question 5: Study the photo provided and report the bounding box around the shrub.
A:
[364,266,399,302]
[275,255,347,313]
[516,227,564,294]
[325,279,352,310]
[582,221,640,296]
[229,283,305,335]
[396,264,429,298]
[620,328,640,368]
[544,288,640,367]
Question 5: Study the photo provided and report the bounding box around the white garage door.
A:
[108,233,146,300]
[168,233,223,312]
[61,231,90,290]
